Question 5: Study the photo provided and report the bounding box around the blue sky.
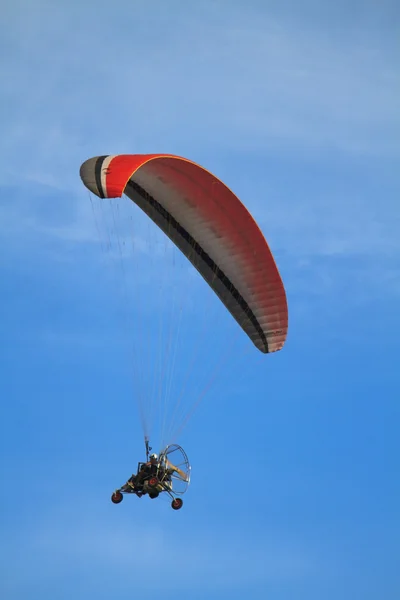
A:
[1,1,399,599]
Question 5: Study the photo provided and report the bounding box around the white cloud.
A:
[255,188,400,259]
[1,1,398,307]
[1,0,399,192]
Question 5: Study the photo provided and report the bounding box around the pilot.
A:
[128,453,159,489]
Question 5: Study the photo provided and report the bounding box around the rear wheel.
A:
[148,477,159,488]
[171,498,183,510]
[111,491,123,504]
[149,491,159,499]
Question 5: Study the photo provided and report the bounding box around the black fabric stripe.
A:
[126,180,269,353]
[94,156,108,199]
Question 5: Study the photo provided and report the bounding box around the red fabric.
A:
[104,154,288,350]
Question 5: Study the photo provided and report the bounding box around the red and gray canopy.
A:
[80,154,288,354]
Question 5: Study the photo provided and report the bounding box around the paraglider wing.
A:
[80,154,288,353]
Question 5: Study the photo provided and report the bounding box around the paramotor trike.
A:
[111,444,191,510]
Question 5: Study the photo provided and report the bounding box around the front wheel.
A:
[171,498,183,510]
[111,491,123,504]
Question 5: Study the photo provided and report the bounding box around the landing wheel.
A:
[148,477,159,488]
[149,491,159,499]
[171,498,183,510]
[111,491,123,504]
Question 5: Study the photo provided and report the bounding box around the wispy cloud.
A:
[1,1,399,192]
[256,185,400,259]
[1,1,398,335]
[1,1,398,264]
